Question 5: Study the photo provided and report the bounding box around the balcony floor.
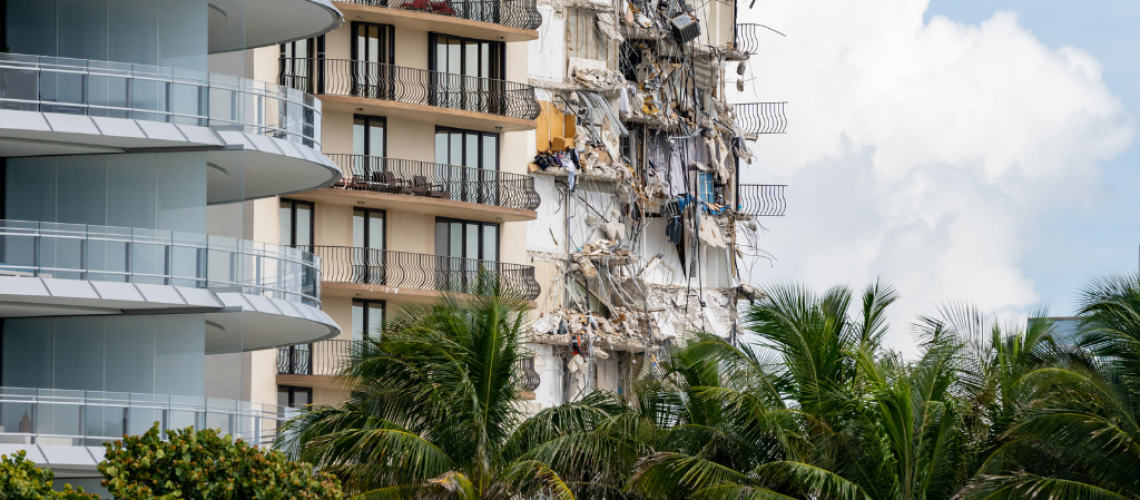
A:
[334,1,538,42]
[290,187,537,222]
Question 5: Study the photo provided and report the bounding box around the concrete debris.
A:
[526,0,780,407]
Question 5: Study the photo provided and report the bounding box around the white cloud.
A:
[732,1,1134,353]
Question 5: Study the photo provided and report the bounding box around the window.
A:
[435,218,499,262]
[435,218,499,294]
[351,115,387,181]
[430,35,505,112]
[353,116,386,157]
[430,35,504,79]
[435,127,499,204]
[278,385,312,409]
[351,22,395,98]
[353,22,395,65]
[353,208,385,249]
[352,299,385,341]
[279,37,323,92]
[279,199,314,247]
[696,172,715,204]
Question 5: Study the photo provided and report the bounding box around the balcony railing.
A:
[328,154,540,211]
[737,184,787,217]
[0,386,285,448]
[0,53,322,149]
[309,246,540,300]
[277,340,360,376]
[734,23,785,55]
[338,0,542,30]
[279,58,540,121]
[0,219,321,306]
[733,102,788,136]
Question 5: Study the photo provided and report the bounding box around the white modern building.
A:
[0,0,344,490]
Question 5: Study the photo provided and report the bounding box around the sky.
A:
[730,0,1139,354]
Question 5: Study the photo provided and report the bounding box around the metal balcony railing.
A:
[0,53,322,149]
[0,386,286,448]
[279,58,540,121]
[520,357,540,391]
[328,154,540,211]
[308,246,540,300]
[737,184,787,217]
[277,340,360,376]
[0,219,321,306]
[733,102,788,136]
[338,0,542,30]
[734,23,785,55]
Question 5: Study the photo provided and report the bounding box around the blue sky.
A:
[927,1,1140,315]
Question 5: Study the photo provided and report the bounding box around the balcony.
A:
[733,102,788,139]
[0,386,285,452]
[310,246,541,302]
[333,0,540,42]
[277,339,358,377]
[0,219,339,350]
[280,58,539,132]
[291,154,539,222]
[737,184,787,217]
[0,53,341,201]
[0,220,320,306]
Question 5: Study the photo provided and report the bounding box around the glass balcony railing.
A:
[0,386,288,448]
[0,53,323,149]
[0,219,321,307]
[308,246,540,301]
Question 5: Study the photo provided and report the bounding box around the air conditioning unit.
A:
[670,13,701,44]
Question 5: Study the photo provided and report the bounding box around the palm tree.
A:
[280,286,578,500]
[963,273,1140,499]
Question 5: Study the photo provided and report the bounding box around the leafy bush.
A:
[0,450,98,500]
[99,424,342,500]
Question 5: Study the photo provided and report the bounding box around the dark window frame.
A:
[351,21,396,65]
[278,385,313,409]
[428,33,506,79]
[434,217,500,262]
[352,298,386,340]
[434,126,500,171]
[353,207,387,250]
[280,198,315,248]
[354,115,387,157]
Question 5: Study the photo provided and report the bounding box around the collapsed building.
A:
[521,0,788,409]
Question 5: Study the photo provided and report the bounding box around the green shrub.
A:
[0,450,98,500]
[99,424,343,500]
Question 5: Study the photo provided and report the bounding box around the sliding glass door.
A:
[352,208,385,284]
[434,218,498,293]
[435,127,499,205]
[351,22,395,99]
[430,35,504,112]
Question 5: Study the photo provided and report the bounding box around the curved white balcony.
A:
[0,220,339,350]
[0,386,287,473]
[210,0,343,53]
[0,54,342,202]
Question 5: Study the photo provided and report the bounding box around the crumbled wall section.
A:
[522,0,778,412]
